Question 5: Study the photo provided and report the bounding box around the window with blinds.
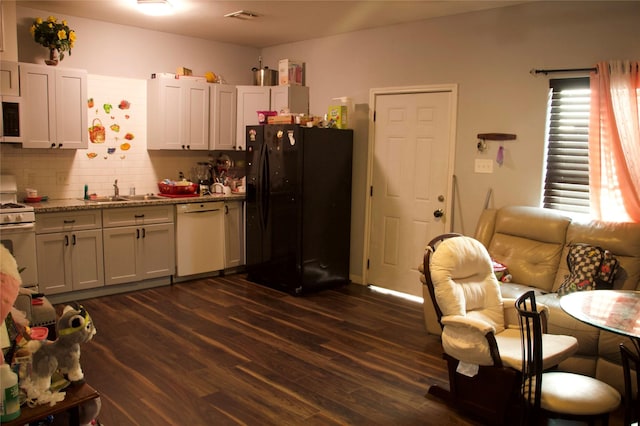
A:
[542,77,591,214]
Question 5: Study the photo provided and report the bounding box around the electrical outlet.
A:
[56,172,69,185]
[475,159,493,174]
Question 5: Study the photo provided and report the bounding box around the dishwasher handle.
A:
[180,208,221,214]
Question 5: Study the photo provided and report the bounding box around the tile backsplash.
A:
[1,75,215,201]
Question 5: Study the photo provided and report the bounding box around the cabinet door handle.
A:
[225,205,229,214]
[63,219,76,224]
[50,143,56,148]
[64,235,69,246]
[134,214,145,218]
[136,229,140,239]
[142,228,146,238]
[72,234,76,245]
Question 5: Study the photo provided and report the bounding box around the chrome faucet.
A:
[113,179,119,197]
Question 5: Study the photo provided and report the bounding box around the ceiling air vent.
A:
[224,10,259,20]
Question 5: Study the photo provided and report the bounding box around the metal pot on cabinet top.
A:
[251,56,278,86]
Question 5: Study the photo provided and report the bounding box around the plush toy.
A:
[23,304,97,405]
[0,243,22,325]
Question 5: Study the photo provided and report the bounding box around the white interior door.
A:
[366,88,456,297]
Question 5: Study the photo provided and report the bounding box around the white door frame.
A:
[363,84,458,286]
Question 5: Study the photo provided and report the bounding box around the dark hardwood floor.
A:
[49,273,483,426]
[45,273,629,426]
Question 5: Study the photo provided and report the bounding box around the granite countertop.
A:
[29,193,246,213]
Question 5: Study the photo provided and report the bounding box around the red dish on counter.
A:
[157,182,198,195]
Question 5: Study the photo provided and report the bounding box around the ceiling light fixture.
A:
[137,0,174,17]
[223,10,259,20]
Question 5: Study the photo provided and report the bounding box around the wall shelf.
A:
[477,133,516,141]
[476,133,516,153]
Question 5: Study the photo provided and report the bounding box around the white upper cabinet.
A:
[19,63,88,149]
[209,84,236,151]
[270,85,309,116]
[0,61,20,96]
[235,85,270,151]
[147,76,210,150]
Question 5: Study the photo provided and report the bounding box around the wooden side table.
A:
[3,383,100,426]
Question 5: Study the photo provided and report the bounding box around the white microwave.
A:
[1,96,23,143]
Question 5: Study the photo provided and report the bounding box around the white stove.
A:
[0,175,38,288]
[0,176,35,223]
[1,203,35,224]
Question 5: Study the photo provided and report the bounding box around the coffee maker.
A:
[192,162,212,195]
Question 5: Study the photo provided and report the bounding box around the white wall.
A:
[14,6,261,83]
[260,1,640,279]
[2,2,639,283]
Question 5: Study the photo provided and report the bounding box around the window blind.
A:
[542,77,591,214]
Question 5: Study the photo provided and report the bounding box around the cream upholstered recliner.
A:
[423,234,579,425]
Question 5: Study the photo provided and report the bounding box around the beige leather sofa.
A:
[421,205,640,393]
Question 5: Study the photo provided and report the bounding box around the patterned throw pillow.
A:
[557,243,619,296]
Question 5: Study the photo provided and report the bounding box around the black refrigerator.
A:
[245,125,353,295]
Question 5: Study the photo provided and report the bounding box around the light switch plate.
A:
[475,159,493,173]
[56,171,69,185]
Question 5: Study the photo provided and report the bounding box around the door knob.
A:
[433,209,444,218]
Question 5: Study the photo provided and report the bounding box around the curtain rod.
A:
[530,67,597,76]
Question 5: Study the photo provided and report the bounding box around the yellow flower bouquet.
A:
[30,16,76,63]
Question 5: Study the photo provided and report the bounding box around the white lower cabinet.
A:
[102,206,175,285]
[34,200,244,296]
[224,201,245,268]
[35,211,104,295]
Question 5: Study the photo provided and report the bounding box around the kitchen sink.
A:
[123,194,165,201]
[80,196,130,203]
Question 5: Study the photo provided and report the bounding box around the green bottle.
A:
[1,363,21,422]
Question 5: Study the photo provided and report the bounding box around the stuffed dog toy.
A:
[25,304,96,404]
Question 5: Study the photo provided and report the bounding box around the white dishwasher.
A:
[175,201,225,277]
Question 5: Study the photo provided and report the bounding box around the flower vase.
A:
[45,48,58,66]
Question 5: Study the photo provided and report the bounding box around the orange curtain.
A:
[589,61,640,222]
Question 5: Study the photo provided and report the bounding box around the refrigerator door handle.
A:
[259,140,270,230]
